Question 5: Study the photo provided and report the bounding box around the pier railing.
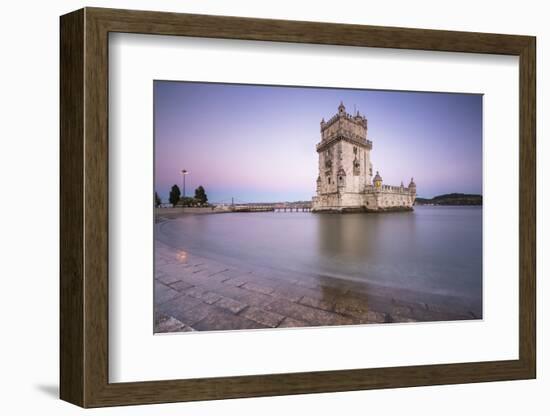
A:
[213,203,312,213]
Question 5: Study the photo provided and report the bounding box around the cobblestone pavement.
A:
[154,241,480,333]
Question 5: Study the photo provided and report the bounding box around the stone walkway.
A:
[154,241,479,333]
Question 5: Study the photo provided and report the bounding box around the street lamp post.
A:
[181,169,189,204]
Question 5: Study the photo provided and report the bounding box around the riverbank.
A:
[155,207,223,223]
[154,236,480,333]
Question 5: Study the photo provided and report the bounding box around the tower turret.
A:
[408,177,416,195]
[338,101,346,115]
[373,171,383,189]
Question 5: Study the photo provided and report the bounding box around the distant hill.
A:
[415,193,482,206]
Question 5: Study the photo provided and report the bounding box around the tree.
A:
[154,191,161,208]
[180,196,196,207]
[169,184,181,207]
[194,185,208,205]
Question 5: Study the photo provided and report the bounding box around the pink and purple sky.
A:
[154,81,482,203]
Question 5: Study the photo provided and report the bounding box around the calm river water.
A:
[157,206,482,313]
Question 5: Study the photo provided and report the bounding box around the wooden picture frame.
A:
[60,7,536,408]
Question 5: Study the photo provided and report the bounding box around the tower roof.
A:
[338,101,346,112]
[373,171,383,182]
[408,177,416,187]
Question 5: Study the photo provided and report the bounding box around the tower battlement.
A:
[319,102,369,149]
[312,102,416,213]
[321,109,367,133]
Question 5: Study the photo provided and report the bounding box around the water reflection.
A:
[314,211,420,304]
[156,207,481,312]
[176,250,188,263]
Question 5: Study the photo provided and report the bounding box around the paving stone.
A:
[188,264,208,273]
[203,265,231,276]
[358,293,394,314]
[155,269,167,279]
[157,263,190,276]
[273,276,305,289]
[240,306,285,328]
[270,285,304,303]
[246,267,282,280]
[391,305,413,317]
[214,296,247,314]
[155,281,185,304]
[155,260,171,269]
[409,308,470,322]
[424,302,452,313]
[156,295,205,325]
[193,309,266,331]
[178,270,219,286]
[168,302,216,326]
[333,294,371,317]
[184,286,222,305]
[318,285,350,299]
[155,243,479,330]
[155,248,183,265]
[169,280,194,292]
[244,273,282,285]
[179,325,195,332]
[356,310,390,324]
[389,315,417,323]
[326,291,392,323]
[299,296,334,312]
[222,275,249,287]
[285,283,343,304]
[265,298,355,327]
[423,302,479,320]
[154,314,192,333]
[277,317,310,328]
[213,284,275,308]
[199,279,228,292]
[242,282,275,295]
[189,261,225,276]
[289,276,321,290]
[219,269,249,279]
[155,271,185,285]
[163,262,202,276]
[202,270,236,284]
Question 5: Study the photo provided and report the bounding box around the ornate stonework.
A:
[312,102,416,212]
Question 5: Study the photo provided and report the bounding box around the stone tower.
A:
[312,102,416,212]
[314,102,373,207]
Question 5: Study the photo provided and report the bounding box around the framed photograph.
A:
[60,7,536,407]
